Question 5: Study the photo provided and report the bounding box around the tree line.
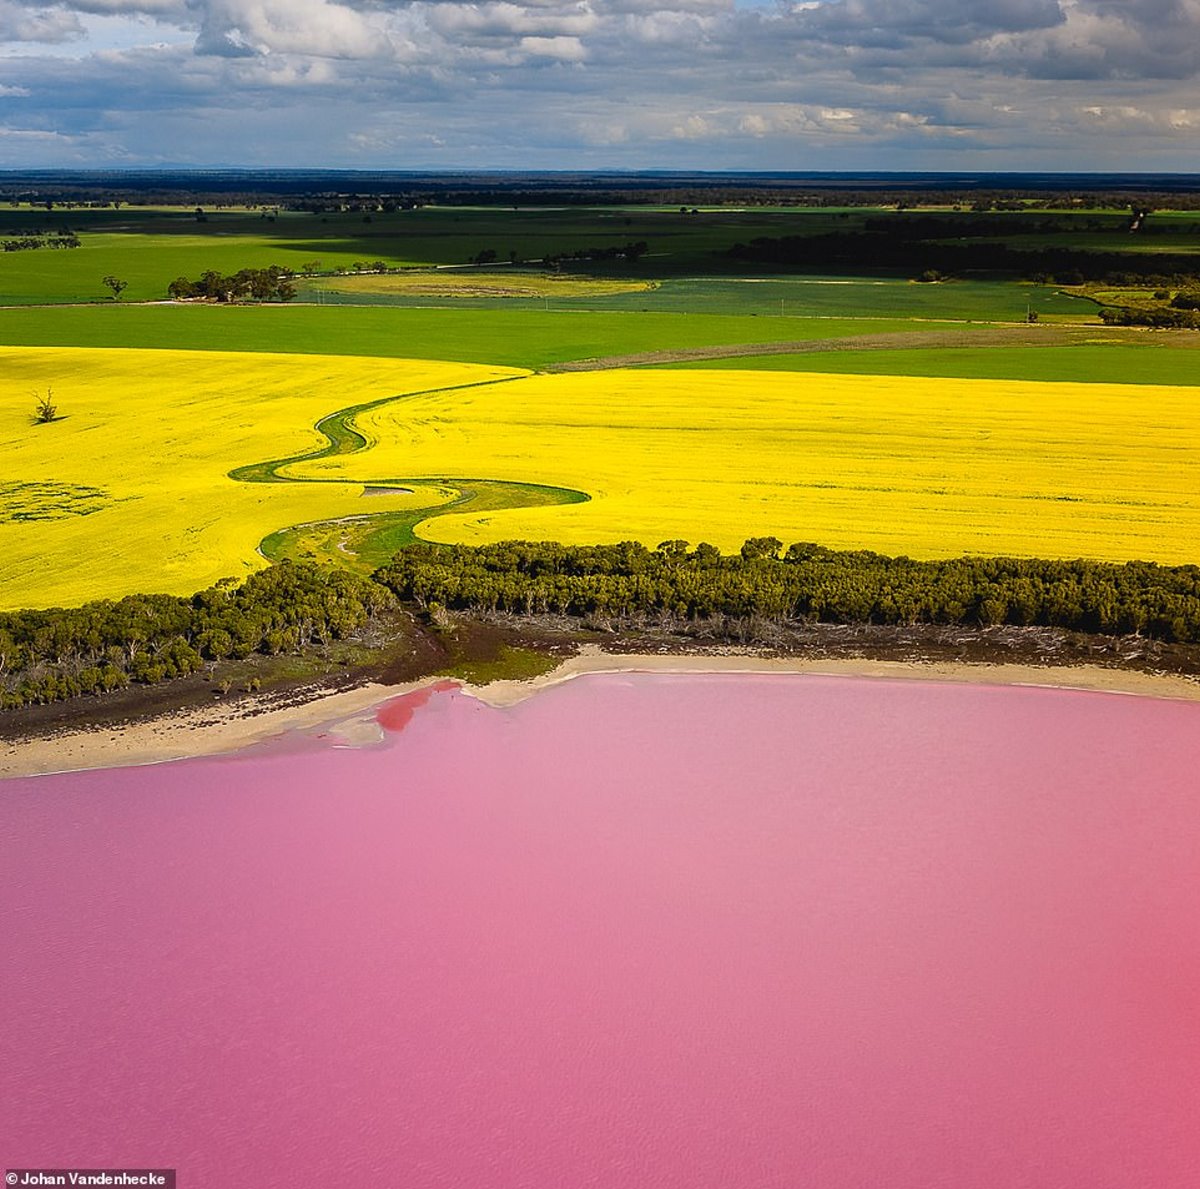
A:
[545,241,649,266]
[7,172,1200,210]
[167,265,298,303]
[727,231,1200,288]
[375,540,1200,643]
[3,232,80,252]
[0,563,392,709]
[863,212,1200,240]
[1099,305,1199,329]
[7,539,1200,712]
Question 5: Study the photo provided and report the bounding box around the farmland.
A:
[660,342,1200,385]
[3,179,1200,619]
[307,273,1090,323]
[6,198,1189,307]
[0,303,971,367]
[0,203,888,304]
[315,271,653,300]
[7,341,1199,612]
[284,369,1200,567]
[0,347,519,609]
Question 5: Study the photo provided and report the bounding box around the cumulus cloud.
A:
[0,1,84,41]
[787,0,1067,47]
[191,0,390,57]
[516,33,584,59]
[995,0,1200,80]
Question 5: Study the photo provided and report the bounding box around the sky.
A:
[1,0,1199,170]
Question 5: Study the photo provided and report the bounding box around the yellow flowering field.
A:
[0,347,519,609]
[295,368,1200,566]
[5,349,1199,611]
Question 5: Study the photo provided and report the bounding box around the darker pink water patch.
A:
[3,674,1200,1188]
[376,679,458,733]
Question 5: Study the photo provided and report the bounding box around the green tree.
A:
[740,537,783,561]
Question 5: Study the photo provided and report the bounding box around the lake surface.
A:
[4,674,1199,1187]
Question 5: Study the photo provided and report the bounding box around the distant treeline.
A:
[546,240,648,266]
[6,171,1200,209]
[0,563,392,709]
[863,213,1200,239]
[472,241,649,267]
[3,232,80,252]
[167,265,297,303]
[728,231,1200,287]
[276,188,1200,212]
[376,540,1200,644]
[1095,286,1200,328]
[1099,305,1199,329]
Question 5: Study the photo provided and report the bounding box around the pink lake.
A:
[3,673,1200,1188]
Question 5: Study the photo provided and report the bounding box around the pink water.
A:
[3,674,1200,1188]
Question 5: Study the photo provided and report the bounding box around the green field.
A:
[309,274,1091,323]
[966,230,1200,255]
[659,343,1200,384]
[0,204,887,304]
[6,200,1196,309]
[0,303,970,368]
[0,232,361,305]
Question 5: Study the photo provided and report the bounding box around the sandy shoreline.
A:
[4,647,1199,780]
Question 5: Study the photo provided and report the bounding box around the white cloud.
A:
[517,32,584,58]
[1,0,1199,166]
[192,0,390,57]
[426,2,597,39]
[0,2,84,42]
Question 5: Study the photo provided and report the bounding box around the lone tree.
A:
[102,275,128,300]
[33,388,58,423]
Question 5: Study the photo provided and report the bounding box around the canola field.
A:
[0,348,519,609]
[293,369,1200,567]
[4,347,1200,610]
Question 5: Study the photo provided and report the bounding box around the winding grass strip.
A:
[231,375,588,571]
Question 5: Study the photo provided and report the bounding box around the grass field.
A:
[659,344,1200,385]
[0,204,883,304]
[5,200,1198,310]
[287,369,1200,566]
[573,277,1092,322]
[0,233,343,305]
[10,200,1183,307]
[1,300,1193,385]
[0,304,968,367]
[0,347,520,609]
[969,231,1200,255]
[310,274,1090,323]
